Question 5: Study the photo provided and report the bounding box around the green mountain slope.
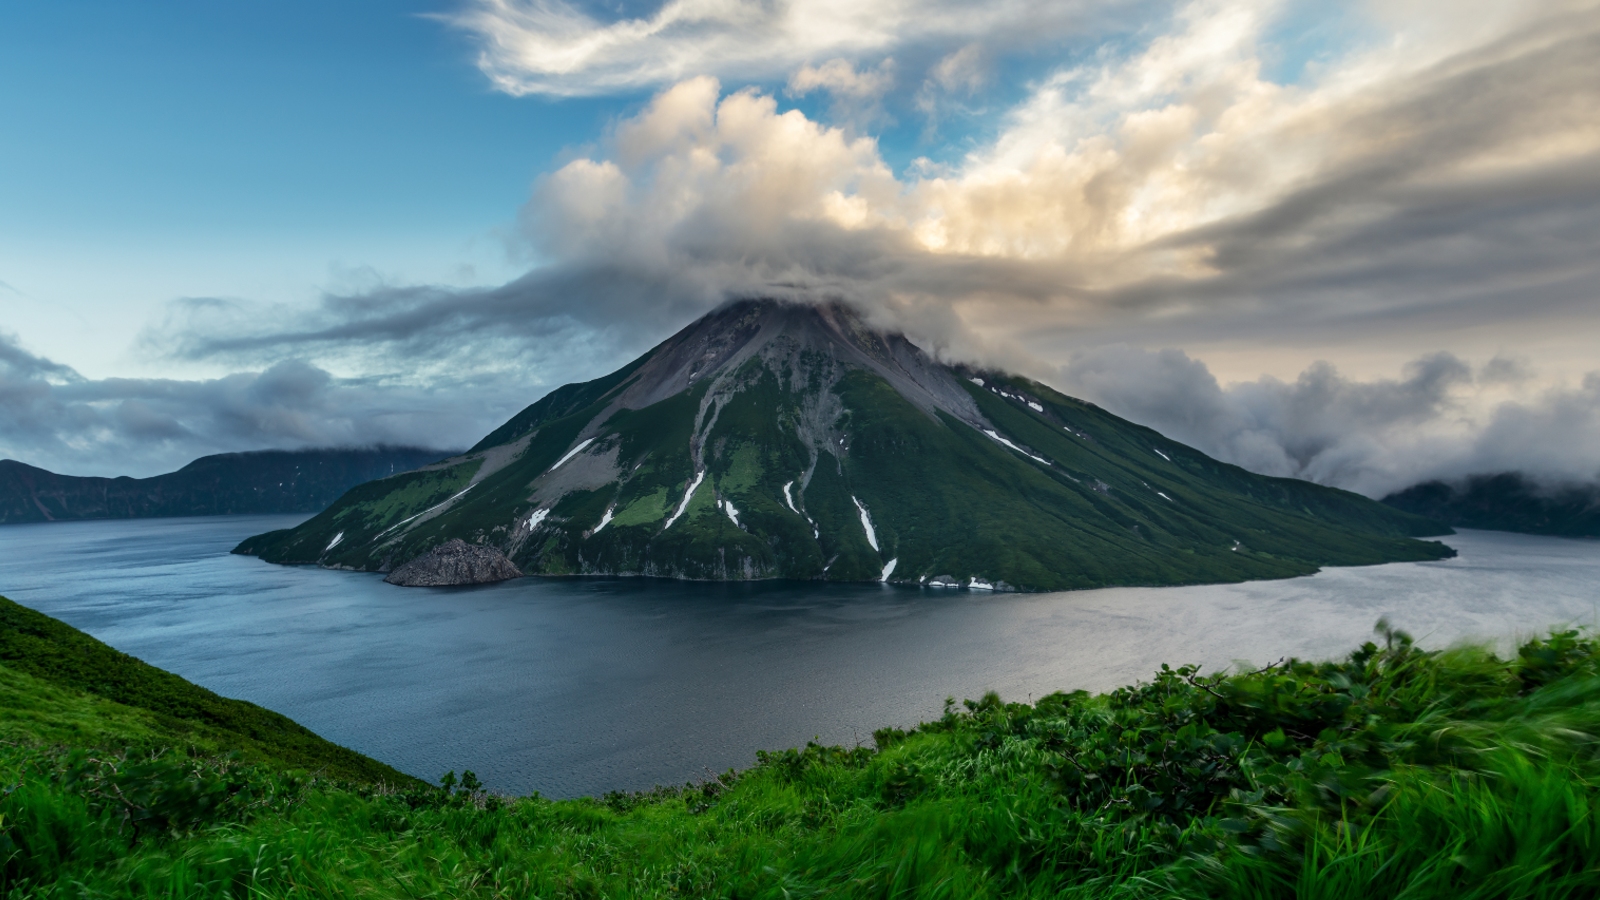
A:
[1384,472,1600,538]
[0,594,414,785]
[238,299,1452,590]
[0,446,456,524]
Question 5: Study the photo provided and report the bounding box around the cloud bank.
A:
[79,0,1600,494]
[300,0,1600,367]
[0,332,487,477]
[1057,348,1600,498]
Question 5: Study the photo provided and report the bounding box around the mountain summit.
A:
[237,299,1452,590]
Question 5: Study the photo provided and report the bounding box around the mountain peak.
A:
[240,302,1453,590]
[578,298,988,442]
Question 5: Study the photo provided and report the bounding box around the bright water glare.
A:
[1,516,1597,797]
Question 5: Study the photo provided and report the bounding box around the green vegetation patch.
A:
[0,595,414,786]
[609,486,669,527]
[6,618,1600,898]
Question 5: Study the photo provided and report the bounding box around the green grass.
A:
[5,603,1598,898]
[0,595,415,786]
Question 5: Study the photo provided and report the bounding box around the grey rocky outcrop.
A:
[383,539,522,587]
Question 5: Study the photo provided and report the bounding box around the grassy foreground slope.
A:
[5,605,1599,898]
[0,595,413,785]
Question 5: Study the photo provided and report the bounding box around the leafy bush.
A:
[3,622,1599,898]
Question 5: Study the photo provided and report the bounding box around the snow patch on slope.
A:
[527,508,550,530]
[880,558,897,582]
[665,471,705,530]
[324,532,343,552]
[548,438,595,472]
[983,429,1051,466]
[852,496,878,551]
[723,499,741,527]
[1154,448,1171,462]
[786,479,818,536]
[378,483,476,538]
[591,507,614,534]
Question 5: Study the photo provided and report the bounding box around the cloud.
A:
[0,332,488,478]
[1055,346,1600,497]
[788,58,896,127]
[440,0,1133,97]
[788,58,895,102]
[136,0,1600,495]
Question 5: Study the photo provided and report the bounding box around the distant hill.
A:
[239,298,1453,590]
[0,447,457,524]
[1383,472,1600,538]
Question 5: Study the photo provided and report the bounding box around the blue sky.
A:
[1,1,629,375]
[2,0,1598,494]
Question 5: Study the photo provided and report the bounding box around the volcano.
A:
[236,299,1453,590]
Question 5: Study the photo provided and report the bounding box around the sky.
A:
[2,0,1598,497]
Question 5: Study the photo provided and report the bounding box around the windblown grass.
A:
[4,619,1598,898]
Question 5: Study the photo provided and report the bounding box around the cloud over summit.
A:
[30,0,1600,495]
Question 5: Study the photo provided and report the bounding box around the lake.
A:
[1,516,1596,797]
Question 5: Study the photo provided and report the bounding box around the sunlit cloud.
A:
[144,0,1600,494]
[441,0,1133,97]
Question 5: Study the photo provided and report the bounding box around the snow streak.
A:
[591,507,614,534]
[852,496,879,551]
[880,558,898,582]
[324,531,343,552]
[664,471,705,530]
[723,499,741,527]
[983,429,1051,465]
[548,438,595,472]
[377,483,476,538]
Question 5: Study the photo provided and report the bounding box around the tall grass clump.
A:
[3,621,1598,898]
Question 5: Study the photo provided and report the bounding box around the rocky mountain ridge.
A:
[237,299,1453,590]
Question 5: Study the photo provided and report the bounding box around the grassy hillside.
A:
[4,605,1598,897]
[0,595,414,785]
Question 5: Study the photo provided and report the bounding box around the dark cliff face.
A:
[1384,473,1600,538]
[0,447,457,524]
[383,539,523,586]
[238,298,1455,591]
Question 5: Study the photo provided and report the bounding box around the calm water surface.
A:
[1,516,1596,796]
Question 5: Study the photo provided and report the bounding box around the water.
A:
[1,516,1597,797]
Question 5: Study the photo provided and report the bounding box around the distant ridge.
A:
[0,446,458,524]
[239,298,1453,591]
[1383,473,1600,538]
